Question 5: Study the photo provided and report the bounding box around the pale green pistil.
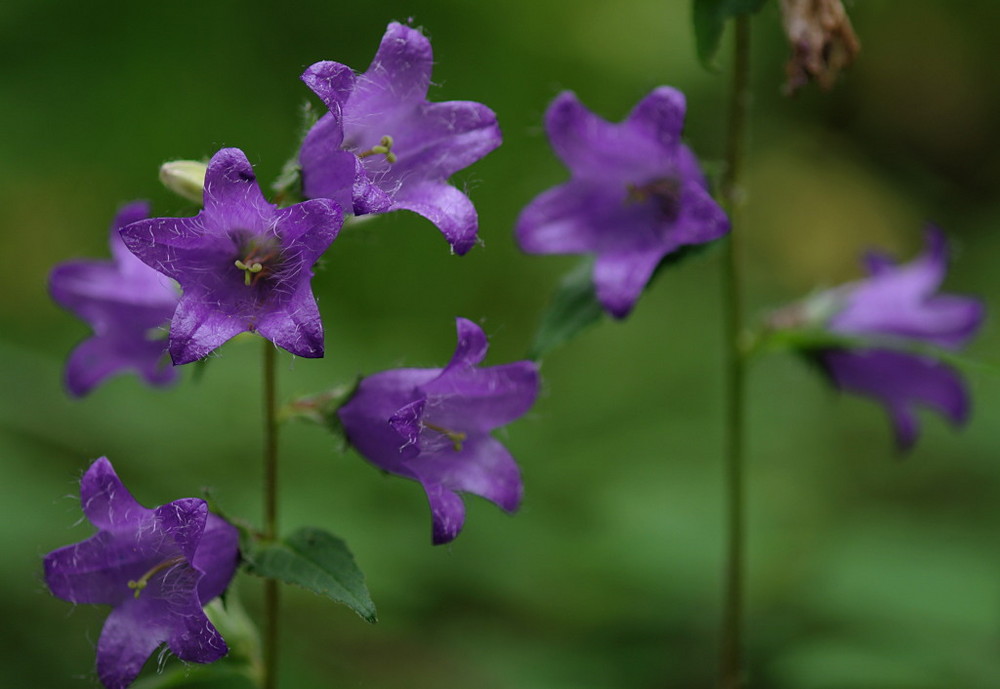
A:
[358,134,398,164]
[235,259,264,286]
[423,422,467,452]
[127,555,186,599]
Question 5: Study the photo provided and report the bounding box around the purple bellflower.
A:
[338,318,539,544]
[44,457,239,689]
[120,148,343,365]
[782,227,983,450]
[516,88,730,318]
[298,21,502,255]
[49,202,179,396]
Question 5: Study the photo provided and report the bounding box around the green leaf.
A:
[693,0,769,68]
[528,259,605,360]
[243,527,377,623]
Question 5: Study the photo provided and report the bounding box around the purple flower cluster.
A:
[44,458,239,689]
[338,318,539,544]
[517,88,729,318]
[798,228,983,449]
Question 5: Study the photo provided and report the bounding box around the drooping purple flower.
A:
[44,457,239,689]
[120,148,343,365]
[49,202,179,396]
[789,227,983,450]
[298,21,502,255]
[338,318,539,544]
[516,88,730,318]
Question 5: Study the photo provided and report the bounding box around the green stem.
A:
[720,15,751,689]
[262,342,280,689]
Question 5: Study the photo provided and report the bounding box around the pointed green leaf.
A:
[243,527,376,623]
[528,259,604,360]
[693,0,769,68]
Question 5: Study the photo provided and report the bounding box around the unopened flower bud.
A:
[159,160,207,204]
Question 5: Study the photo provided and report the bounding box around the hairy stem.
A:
[720,14,751,689]
[262,342,280,689]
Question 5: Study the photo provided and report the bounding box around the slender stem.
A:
[262,342,280,689]
[719,15,751,689]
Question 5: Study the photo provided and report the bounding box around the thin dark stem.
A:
[262,342,280,689]
[720,15,751,689]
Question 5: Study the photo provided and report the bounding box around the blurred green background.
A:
[3,1,999,687]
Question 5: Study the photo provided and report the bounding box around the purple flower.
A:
[298,22,502,255]
[120,148,343,365]
[799,228,983,450]
[337,318,539,544]
[44,458,239,689]
[49,202,179,396]
[516,88,730,318]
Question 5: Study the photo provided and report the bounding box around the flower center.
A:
[626,177,682,221]
[357,134,398,164]
[422,422,467,452]
[127,555,186,599]
[233,237,281,287]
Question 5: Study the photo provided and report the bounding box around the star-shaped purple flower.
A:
[801,227,983,450]
[49,202,179,396]
[298,21,502,255]
[516,88,730,318]
[120,148,343,365]
[44,457,240,689]
[338,318,539,544]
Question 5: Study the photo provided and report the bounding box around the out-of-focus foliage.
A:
[2,1,999,687]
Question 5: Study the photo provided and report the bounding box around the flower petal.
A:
[254,287,325,359]
[202,148,273,226]
[80,457,148,530]
[819,348,969,451]
[592,248,667,319]
[301,60,356,120]
[45,532,137,606]
[625,86,687,155]
[545,91,662,183]
[167,603,229,665]
[168,293,248,365]
[422,483,467,545]
[388,100,501,181]
[348,22,433,117]
[516,181,612,255]
[831,228,983,349]
[673,181,731,245]
[97,598,171,689]
[422,361,539,433]
[194,513,240,604]
[415,435,524,544]
[64,338,145,397]
[390,180,480,255]
[108,201,154,270]
[155,499,208,563]
[273,198,342,264]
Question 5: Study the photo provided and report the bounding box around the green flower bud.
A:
[159,160,207,204]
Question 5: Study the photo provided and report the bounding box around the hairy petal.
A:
[168,294,248,365]
[391,180,480,255]
[80,457,148,530]
[97,599,172,689]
